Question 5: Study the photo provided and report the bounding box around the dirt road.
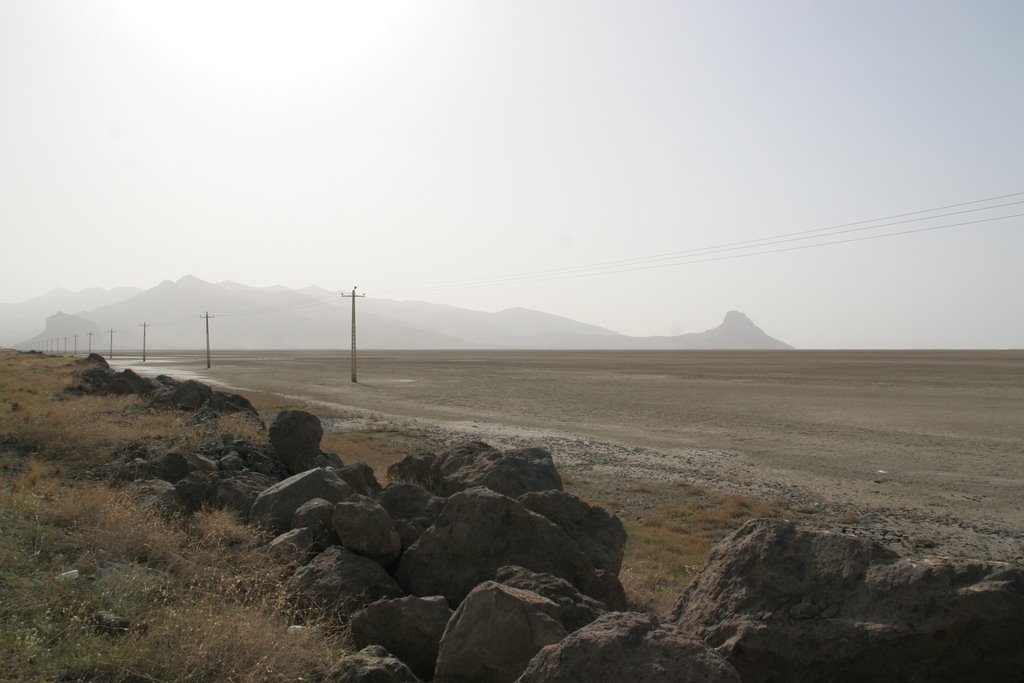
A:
[114,349,1024,563]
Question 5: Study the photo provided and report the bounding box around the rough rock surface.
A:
[351,595,452,681]
[518,490,627,574]
[124,479,182,515]
[495,565,606,632]
[287,546,404,612]
[435,582,566,683]
[395,487,617,607]
[292,497,341,550]
[385,452,439,491]
[670,518,1024,683]
[268,410,342,475]
[330,645,422,683]
[378,483,445,551]
[249,467,353,534]
[213,470,278,518]
[435,441,562,498]
[337,462,384,498]
[517,611,740,683]
[269,527,315,558]
[332,494,402,567]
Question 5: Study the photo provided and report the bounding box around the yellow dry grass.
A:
[620,493,788,615]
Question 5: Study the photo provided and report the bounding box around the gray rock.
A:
[329,645,421,683]
[496,565,607,632]
[293,497,340,550]
[214,470,277,519]
[269,527,315,558]
[154,451,197,483]
[395,487,617,607]
[91,611,131,636]
[337,462,384,498]
[435,582,566,683]
[386,452,439,491]
[332,494,402,567]
[287,546,404,613]
[378,483,445,551]
[124,479,182,515]
[436,441,562,498]
[670,518,1024,683]
[351,595,452,681]
[518,490,626,575]
[269,410,343,475]
[249,467,353,534]
[517,611,740,683]
[174,471,218,513]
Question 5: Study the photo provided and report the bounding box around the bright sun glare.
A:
[113,1,406,83]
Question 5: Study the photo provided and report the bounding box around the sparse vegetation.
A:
[620,494,788,614]
[0,349,792,678]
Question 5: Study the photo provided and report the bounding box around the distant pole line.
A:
[140,322,149,362]
[87,331,94,354]
[201,312,214,369]
[341,287,365,383]
[108,329,115,359]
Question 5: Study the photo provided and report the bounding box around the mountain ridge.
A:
[7,276,792,351]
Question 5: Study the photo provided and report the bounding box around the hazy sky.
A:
[2,1,1023,348]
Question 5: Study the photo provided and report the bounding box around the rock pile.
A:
[95,361,1024,682]
[670,518,1024,683]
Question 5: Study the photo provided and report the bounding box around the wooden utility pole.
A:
[139,322,149,362]
[87,331,94,354]
[201,312,214,369]
[73,334,78,356]
[63,336,67,354]
[341,287,365,382]
[108,329,115,358]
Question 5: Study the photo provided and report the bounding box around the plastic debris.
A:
[56,569,79,582]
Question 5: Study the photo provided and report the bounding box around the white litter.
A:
[56,569,79,582]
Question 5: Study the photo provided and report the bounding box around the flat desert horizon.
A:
[108,349,1024,564]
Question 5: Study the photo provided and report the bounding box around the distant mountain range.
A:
[4,276,792,351]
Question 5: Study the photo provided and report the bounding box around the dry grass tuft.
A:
[322,428,438,482]
[620,492,788,615]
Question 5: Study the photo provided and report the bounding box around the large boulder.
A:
[351,595,453,681]
[518,490,626,575]
[330,645,421,683]
[268,410,343,475]
[435,441,562,498]
[435,582,566,683]
[173,470,278,518]
[332,494,402,567]
[214,470,278,519]
[670,518,1024,683]
[517,612,740,683]
[496,565,607,632]
[287,546,404,613]
[395,487,618,607]
[386,452,439,490]
[249,467,353,534]
[292,497,340,550]
[337,462,384,498]
[378,483,446,551]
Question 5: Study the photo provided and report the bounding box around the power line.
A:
[369,190,1024,295]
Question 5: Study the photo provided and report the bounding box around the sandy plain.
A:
[113,349,1024,564]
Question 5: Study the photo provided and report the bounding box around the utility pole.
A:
[63,336,67,354]
[201,312,214,369]
[108,329,115,359]
[87,332,94,354]
[139,322,149,362]
[341,287,365,382]
[73,334,78,356]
